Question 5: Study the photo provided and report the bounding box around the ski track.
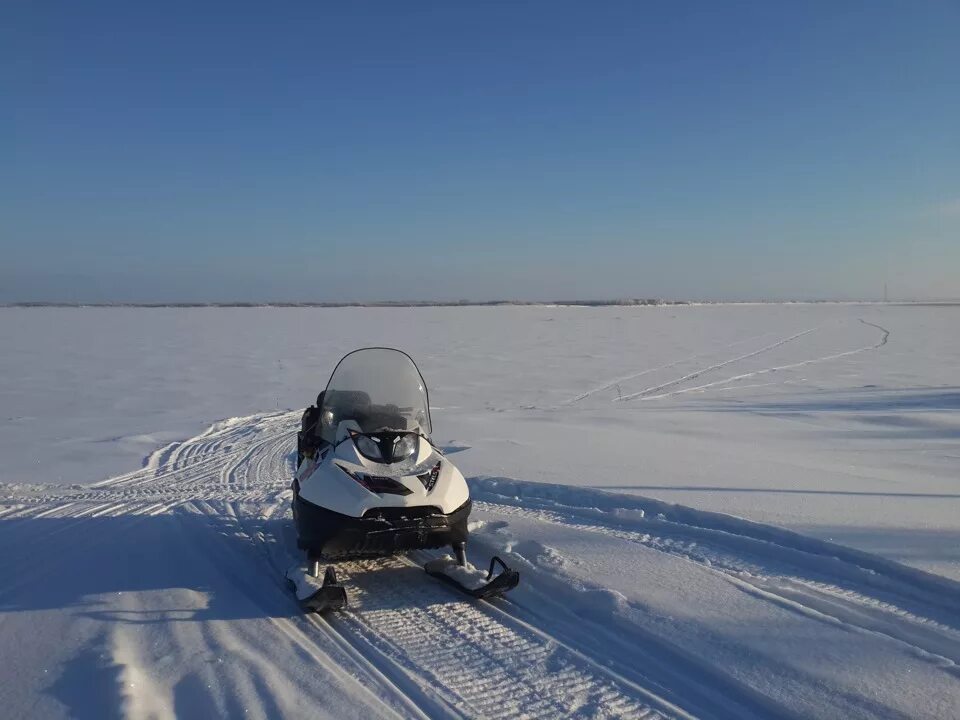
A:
[2,404,954,719]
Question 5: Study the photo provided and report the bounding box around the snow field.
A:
[2,303,959,717]
[2,411,959,718]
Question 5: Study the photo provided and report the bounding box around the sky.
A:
[2,1,959,303]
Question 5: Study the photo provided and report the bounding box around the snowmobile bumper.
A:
[294,491,471,557]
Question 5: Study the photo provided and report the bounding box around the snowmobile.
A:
[287,347,519,612]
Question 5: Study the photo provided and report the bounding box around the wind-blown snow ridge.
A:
[469,476,960,613]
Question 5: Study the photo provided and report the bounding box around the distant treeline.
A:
[5,300,951,308]
[5,299,682,308]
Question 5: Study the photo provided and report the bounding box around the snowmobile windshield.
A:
[319,348,432,445]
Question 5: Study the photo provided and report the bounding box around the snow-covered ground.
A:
[1,304,959,718]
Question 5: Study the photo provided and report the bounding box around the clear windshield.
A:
[319,348,432,444]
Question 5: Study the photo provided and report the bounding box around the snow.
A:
[1,304,959,718]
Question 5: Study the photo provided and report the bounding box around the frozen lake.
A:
[2,304,958,580]
[2,303,960,719]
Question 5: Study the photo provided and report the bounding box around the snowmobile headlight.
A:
[335,462,412,496]
[392,433,418,461]
[350,431,382,461]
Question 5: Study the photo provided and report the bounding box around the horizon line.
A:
[3,299,958,309]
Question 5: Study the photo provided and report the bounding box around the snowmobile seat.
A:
[297,392,326,466]
[363,403,409,431]
[323,390,371,425]
[301,405,322,435]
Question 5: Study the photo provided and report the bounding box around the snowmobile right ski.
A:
[424,555,520,600]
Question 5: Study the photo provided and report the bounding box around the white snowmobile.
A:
[287,347,519,612]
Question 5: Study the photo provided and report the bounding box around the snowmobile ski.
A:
[425,555,520,600]
[286,563,348,613]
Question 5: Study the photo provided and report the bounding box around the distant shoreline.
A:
[3,300,958,308]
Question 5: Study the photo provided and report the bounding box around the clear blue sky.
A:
[2,1,958,302]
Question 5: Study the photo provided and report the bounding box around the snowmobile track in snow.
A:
[561,318,891,406]
[2,407,957,719]
[562,328,799,406]
[211,419,689,719]
[0,413,687,719]
[620,319,890,402]
[469,478,960,679]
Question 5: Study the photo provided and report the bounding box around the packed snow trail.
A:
[616,320,889,402]
[0,414,682,720]
[562,328,802,406]
[1,411,958,719]
[626,319,892,401]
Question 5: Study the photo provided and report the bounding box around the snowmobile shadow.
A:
[0,511,301,623]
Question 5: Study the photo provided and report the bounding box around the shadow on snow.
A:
[0,510,300,621]
[705,386,960,413]
[703,387,960,439]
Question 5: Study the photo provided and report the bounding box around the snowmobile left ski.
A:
[285,561,348,613]
[287,347,520,612]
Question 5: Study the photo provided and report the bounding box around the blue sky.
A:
[2,1,958,302]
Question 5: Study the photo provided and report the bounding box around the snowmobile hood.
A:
[318,348,432,445]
